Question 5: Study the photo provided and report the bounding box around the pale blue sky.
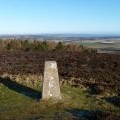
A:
[0,0,120,34]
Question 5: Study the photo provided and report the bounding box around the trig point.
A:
[42,61,61,100]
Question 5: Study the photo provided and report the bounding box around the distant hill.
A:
[0,34,120,41]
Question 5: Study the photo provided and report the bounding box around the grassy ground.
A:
[0,76,119,120]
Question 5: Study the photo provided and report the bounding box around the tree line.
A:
[0,39,97,53]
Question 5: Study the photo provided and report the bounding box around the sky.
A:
[0,0,120,34]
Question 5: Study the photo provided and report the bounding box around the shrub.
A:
[55,42,63,51]
[35,41,49,51]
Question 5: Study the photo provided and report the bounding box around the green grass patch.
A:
[0,82,120,120]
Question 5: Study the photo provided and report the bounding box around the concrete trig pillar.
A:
[42,61,61,100]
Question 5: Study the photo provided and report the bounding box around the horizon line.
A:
[0,33,120,35]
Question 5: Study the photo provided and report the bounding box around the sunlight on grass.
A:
[0,83,119,120]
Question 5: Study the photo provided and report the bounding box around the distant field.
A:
[81,40,120,53]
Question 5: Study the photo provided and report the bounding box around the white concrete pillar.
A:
[42,61,61,100]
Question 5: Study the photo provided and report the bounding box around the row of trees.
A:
[0,39,97,53]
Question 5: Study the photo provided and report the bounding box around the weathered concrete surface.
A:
[42,61,61,100]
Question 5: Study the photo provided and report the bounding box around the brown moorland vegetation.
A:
[0,50,119,94]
